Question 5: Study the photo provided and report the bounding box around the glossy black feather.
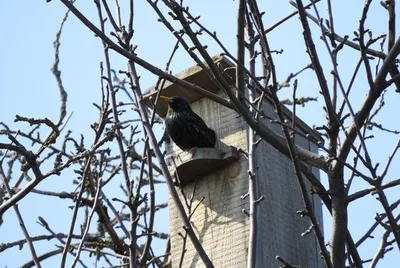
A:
[164,96,216,151]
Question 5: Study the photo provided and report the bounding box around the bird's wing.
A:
[181,111,216,146]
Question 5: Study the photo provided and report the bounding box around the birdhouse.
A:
[144,55,324,268]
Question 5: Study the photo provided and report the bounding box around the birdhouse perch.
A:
[170,146,240,186]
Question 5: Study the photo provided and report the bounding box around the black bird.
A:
[160,96,216,151]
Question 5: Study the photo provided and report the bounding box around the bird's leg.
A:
[177,153,184,163]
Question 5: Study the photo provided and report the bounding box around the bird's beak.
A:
[160,96,170,103]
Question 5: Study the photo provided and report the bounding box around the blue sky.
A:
[1,0,400,267]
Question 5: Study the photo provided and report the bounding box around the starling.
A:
[160,96,216,151]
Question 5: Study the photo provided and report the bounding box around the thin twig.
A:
[70,178,103,268]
